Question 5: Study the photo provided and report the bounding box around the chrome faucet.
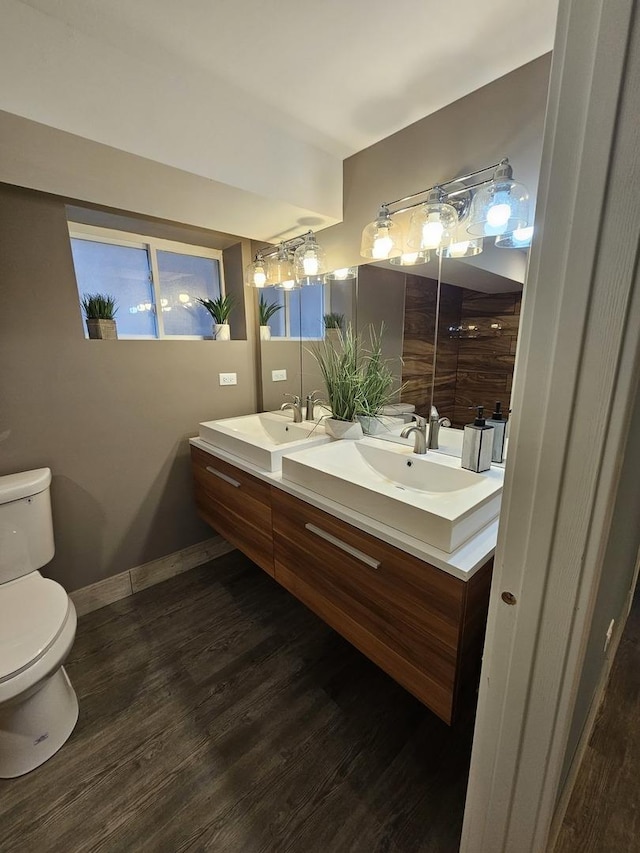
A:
[401,415,427,454]
[280,394,303,423]
[305,390,327,421]
[428,406,440,450]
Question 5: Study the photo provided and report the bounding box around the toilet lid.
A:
[0,574,69,681]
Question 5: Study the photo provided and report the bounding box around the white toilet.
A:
[0,468,78,778]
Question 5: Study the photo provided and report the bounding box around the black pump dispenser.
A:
[491,401,503,421]
[462,405,494,472]
[474,406,486,426]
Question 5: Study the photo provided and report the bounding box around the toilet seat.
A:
[0,573,71,686]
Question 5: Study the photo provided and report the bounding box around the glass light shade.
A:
[294,235,327,286]
[438,231,484,258]
[268,252,298,290]
[467,179,529,237]
[360,211,403,260]
[495,226,534,249]
[325,267,357,280]
[245,257,268,288]
[389,249,431,266]
[406,202,458,251]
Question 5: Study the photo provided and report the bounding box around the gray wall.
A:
[0,183,257,592]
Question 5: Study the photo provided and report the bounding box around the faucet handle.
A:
[412,414,427,429]
[306,389,321,402]
[284,393,301,405]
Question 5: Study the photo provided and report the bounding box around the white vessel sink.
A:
[198,411,330,472]
[282,438,503,552]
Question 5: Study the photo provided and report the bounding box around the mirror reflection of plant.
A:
[323,312,344,330]
[310,323,402,423]
[81,293,118,320]
[258,294,282,326]
[196,294,235,324]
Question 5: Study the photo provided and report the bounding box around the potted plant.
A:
[356,325,402,435]
[258,294,282,341]
[323,312,345,347]
[196,294,235,340]
[82,293,118,340]
[310,324,364,439]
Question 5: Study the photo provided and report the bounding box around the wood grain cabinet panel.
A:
[272,489,491,724]
[190,446,274,577]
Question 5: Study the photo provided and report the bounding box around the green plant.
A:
[196,294,235,324]
[323,312,344,330]
[81,293,118,320]
[310,323,402,422]
[258,294,282,326]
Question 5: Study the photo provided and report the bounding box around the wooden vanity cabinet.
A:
[271,489,492,724]
[191,446,274,577]
[191,446,493,724]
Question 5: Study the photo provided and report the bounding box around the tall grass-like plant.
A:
[196,294,235,324]
[310,323,402,423]
[258,294,282,326]
[82,293,117,320]
[323,312,344,331]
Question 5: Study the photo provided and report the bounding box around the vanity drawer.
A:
[272,489,466,722]
[191,446,274,576]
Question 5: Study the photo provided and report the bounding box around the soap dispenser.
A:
[486,401,507,463]
[462,406,494,473]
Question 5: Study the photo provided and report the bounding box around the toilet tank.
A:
[0,468,55,583]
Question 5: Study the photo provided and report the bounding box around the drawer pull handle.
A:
[206,466,241,488]
[304,523,380,570]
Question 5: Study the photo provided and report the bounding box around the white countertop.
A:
[190,436,498,581]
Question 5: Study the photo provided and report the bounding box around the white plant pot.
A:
[357,415,387,436]
[213,323,231,341]
[259,325,271,341]
[324,418,363,440]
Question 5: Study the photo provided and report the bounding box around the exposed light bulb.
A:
[253,268,267,287]
[372,230,393,259]
[487,203,512,228]
[333,268,350,280]
[280,279,295,290]
[402,252,419,264]
[422,217,444,249]
[302,252,319,276]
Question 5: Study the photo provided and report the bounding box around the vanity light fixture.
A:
[360,206,403,260]
[406,188,458,252]
[245,230,327,289]
[293,232,327,286]
[467,160,529,237]
[361,158,530,260]
[495,225,534,249]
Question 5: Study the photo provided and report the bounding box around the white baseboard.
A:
[70,536,235,617]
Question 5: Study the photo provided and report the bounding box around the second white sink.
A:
[282,438,503,552]
[198,412,330,472]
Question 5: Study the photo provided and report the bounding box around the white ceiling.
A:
[18,0,558,158]
[0,0,558,248]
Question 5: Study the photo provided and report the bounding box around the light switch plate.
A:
[272,369,287,382]
[219,372,238,386]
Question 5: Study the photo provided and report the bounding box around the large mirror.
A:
[256,240,525,457]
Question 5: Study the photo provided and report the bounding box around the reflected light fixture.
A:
[325,267,357,280]
[406,188,458,252]
[389,250,431,266]
[294,233,326,286]
[467,160,529,237]
[268,245,298,290]
[495,225,534,249]
[361,158,530,262]
[360,206,403,260]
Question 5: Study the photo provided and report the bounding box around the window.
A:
[69,223,225,339]
[260,283,326,340]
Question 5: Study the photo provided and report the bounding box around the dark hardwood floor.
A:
[555,588,640,852]
[0,553,475,853]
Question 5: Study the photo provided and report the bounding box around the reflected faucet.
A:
[280,395,303,423]
[305,391,327,422]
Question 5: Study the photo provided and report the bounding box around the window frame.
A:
[265,285,330,342]
[68,222,226,340]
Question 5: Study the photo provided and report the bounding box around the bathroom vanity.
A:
[190,432,498,725]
